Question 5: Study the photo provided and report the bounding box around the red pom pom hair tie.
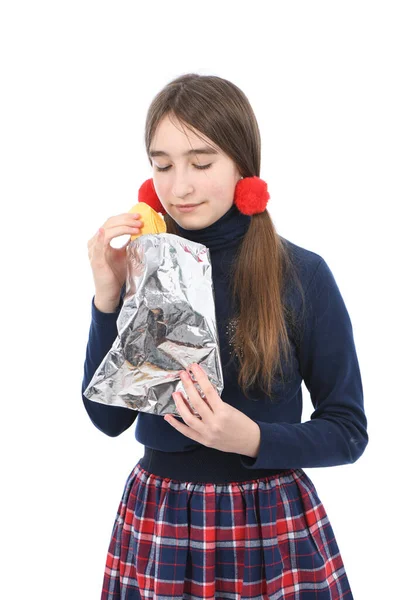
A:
[138,178,165,214]
[137,176,270,216]
[233,176,270,215]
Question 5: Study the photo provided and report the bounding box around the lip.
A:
[175,203,204,213]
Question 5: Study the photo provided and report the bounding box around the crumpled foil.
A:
[83,233,224,417]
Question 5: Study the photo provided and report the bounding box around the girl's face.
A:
[149,113,242,230]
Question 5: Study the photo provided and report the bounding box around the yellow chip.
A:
[128,202,167,240]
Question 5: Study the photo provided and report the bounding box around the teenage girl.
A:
[83,73,368,599]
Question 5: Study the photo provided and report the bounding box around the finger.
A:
[175,392,203,420]
[188,364,222,411]
[101,224,143,241]
[88,215,143,247]
[164,409,202,443]
[89,226,141,255]
[87,228,105,262]
[106,219,144,229]
[88,226,105,248]
[173,392,205,430]
[179,371,212,423]
[104,213,144,229]
[93,227,107,251]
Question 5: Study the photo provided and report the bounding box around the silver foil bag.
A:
[84,233,224,417]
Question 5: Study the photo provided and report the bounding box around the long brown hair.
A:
[144,74,306,401]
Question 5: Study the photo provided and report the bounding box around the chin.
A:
[177,220,206,231]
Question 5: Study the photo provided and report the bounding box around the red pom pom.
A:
[138,179,166,215]
[234,176,270,215]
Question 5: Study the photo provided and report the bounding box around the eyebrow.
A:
[149,146,219,158]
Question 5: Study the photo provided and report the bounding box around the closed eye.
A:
[155,164,212,172]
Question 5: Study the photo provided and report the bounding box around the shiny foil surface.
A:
[84,233,224,417]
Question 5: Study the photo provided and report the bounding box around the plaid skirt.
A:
[101,461,353,599]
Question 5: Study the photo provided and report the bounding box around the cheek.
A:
[213,181,235,206]
[152,176,167,200]
[213,183,226,198]
[206,179,226,198]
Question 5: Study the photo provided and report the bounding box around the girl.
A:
[83,73,368,599]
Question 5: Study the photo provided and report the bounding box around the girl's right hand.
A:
[87,212,144,303]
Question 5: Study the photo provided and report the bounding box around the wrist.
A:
[94,295,121,313]
[241,421,261,458]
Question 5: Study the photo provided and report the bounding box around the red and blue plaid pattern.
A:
[101,462,353,599]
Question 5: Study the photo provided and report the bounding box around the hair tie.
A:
[233,176,270,215]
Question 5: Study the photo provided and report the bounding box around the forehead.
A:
[150,114,219,158]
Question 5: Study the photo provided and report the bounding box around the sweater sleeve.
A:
[240,257,369,470]
[81,285,138,437]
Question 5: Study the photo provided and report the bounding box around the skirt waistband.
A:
[138,445,289,484]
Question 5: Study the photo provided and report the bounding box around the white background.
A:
[1,1,398,598]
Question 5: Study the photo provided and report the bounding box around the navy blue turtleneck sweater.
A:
[81,205,368,479]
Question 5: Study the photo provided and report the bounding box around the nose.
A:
[172,173,194,199]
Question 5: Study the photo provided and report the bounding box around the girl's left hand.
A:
[165,363,261,458]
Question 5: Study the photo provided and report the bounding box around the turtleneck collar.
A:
[174,203,251,251]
